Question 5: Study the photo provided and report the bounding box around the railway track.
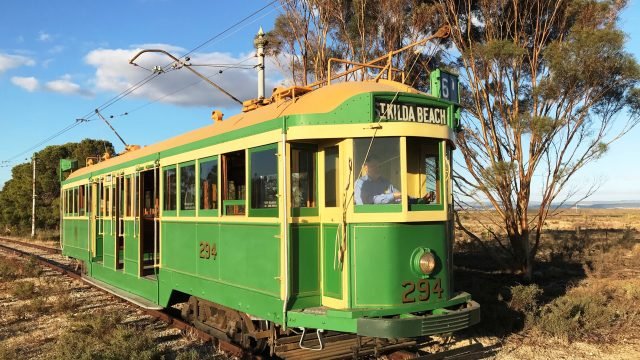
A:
[0,237,495,359]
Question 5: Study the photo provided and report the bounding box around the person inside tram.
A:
[355,156,401,205]
[354,156,435,205]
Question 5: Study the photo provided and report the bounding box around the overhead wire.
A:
[1,1,282,165]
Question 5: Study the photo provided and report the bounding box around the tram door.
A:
[319,141,347,307]
[138,168,159,277]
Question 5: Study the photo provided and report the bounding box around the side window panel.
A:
[163,167,177,212]
[79,185,85,216]
[180,163,196,212]
[222,150,246,215]
[324,146,339,208]
[291,146,316,208]
[199,157,218,212]
[407,138,441,208]
[250,145,278,215]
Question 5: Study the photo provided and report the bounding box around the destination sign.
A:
[374,101,448,125]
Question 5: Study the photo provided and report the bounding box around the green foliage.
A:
[51,312,161,360]
[508,284,543,330]
[0,139,114,233]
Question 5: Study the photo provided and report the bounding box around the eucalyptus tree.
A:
[439,0,640,277]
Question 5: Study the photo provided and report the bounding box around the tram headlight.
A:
[419,252,437,275]
[411,247,437,276]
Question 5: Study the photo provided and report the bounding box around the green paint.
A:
[322,224,342,299]
[349,222,451,308]
[289,224,321,309]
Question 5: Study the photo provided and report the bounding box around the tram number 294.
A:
[401,278,443,303]
[199,241,217,260]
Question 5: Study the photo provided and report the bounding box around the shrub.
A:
[22,256,43,278]
[0,343,18,360]
[25,296,49,315]
[11,281,36,300]
[52,292,77,313]
[536,281,633,342]
[508,284,542,329]
[0,256,20,281]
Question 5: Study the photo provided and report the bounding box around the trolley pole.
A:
[254,27,268,99]
[31,155,36,239]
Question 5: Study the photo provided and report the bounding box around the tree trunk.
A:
[509,230,533,280]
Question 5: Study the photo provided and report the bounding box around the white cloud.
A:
[49,45,65,54]
[0,53,35,74]
[11,76,39,92]
[84,44,283,108]
[44,75,93,97]
[38,31,52,42]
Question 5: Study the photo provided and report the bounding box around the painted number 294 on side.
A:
[199,241,217,260]
[401,278,443,303]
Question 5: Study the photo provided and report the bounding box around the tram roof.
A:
[66,80,426,180]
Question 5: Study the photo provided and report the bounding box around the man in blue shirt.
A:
[354,157,401,205]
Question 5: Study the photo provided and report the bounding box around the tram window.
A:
[125,177,131,217]
[87,185,92,215]
[222,150,246,215]
[324,146,339,207]
[105,184,111,217]
[250,145,278,214]
[78,185,85,216]
[163,167,177,212]
[73,188,79,215]
[133,175,139,218]
[291,146,316,208]
[64,190,69,215]
[407,138,441,206]
[99,182,104,217]
[353,137,401,205]
[180,163,196,211]
[199,157,218,211]
[118,177,125,216]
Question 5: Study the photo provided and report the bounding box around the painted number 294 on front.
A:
[401,278,443,303]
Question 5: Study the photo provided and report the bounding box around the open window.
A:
[249,144,278,217]
[199,156,218,216]
[291,144,317,216]
[407,137,442,210]
[353,137,402,211]
[222,150,246,215]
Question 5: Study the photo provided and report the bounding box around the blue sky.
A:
[0,0,639,202]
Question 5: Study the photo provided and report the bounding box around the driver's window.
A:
[407,138,441,207]
[353,137,401,205]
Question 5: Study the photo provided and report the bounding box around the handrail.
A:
[307,25,451,89]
